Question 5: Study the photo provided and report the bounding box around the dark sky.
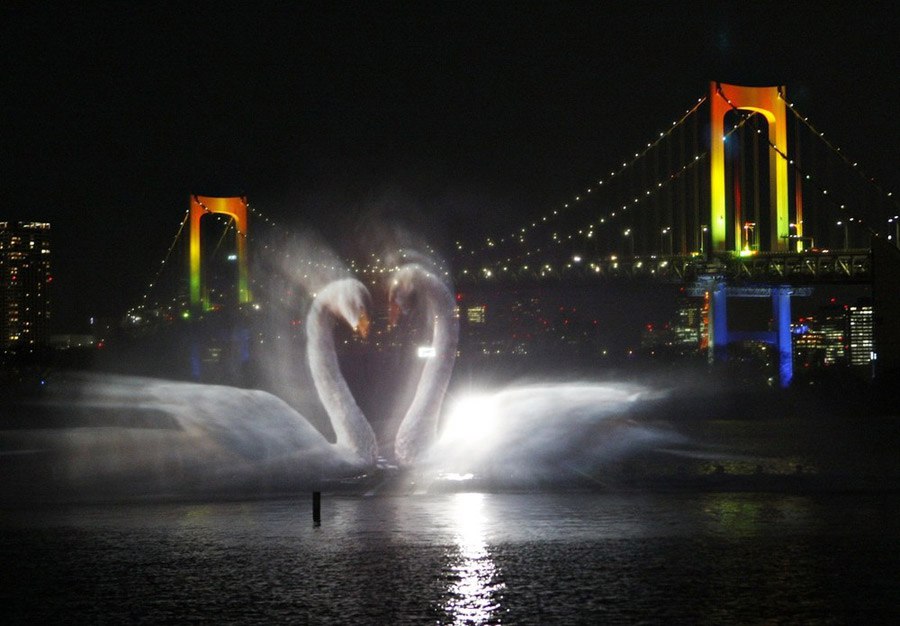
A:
[1,2,898,331]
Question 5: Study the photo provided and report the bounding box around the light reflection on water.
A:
[445,493,505,624]
[1,492,899,624]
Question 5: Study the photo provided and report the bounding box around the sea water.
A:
[2,491,898,624]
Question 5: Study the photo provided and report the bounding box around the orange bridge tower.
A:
[188,195,251,310]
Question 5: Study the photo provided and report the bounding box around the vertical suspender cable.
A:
[694,106,703,252]
[752,114,761,249]
[793,113,804,250]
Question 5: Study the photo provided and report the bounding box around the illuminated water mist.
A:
[1,373,370,500]
[2,375,680,499]
[1,246,683,501]
[1,275,379,501]
[424,382,679,487]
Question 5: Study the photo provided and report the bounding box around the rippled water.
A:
[2,492,899,624]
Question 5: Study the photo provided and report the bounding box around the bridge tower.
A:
[189,195,251,310]
[709,82,792,253]
[706,84,801,386]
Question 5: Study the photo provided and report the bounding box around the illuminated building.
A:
[455,290,608,360]
[640,322,676,358]
[819,306,848,366]
[0,222,51,352]
[793,301,875,372]
[848,303,874,366]
[460,296,504,356]
[792,319,826,369]
[466,305,486,324]
[672,296,704,353]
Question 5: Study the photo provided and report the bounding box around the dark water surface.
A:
[2,492,899,624]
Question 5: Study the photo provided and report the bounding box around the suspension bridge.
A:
[129,82,900,387]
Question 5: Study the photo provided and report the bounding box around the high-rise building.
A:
[848,302,874,366]
[0,222,51,353]
[818,305,848,366]
[672,296,704,354]
[792,317,827,369]
[793,301,875,373]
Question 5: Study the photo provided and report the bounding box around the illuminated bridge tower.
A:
[189,195,251,311]
[709,82,791,253]
[705,83,798,387]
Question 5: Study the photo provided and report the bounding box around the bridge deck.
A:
[457,250,873,286]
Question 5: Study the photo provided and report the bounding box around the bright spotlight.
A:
[440,393,498,448]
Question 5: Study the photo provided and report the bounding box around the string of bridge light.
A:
[135,197,255,313]
[464,87,896,272]
[781,95,900,237]
[133,202,349,316]
[459,110,781,277]
[246,203,449,280]
[455,94,709,260]
[132,198,250,313]
[130,209,191,315]
[133,199,450,315]
[716,88,891,237]
[459,149,711,278]
[246,204,383,285]
[779,91,898,213]
[137,94,707,298]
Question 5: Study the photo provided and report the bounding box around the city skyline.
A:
[2,3,898,330]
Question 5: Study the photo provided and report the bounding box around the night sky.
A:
[1,2,898,331]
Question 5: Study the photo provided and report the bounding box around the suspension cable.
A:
[461,107,789,275]
[780,94,899,211]
[458,94,709,262]
[714,87,886,235]
[131,209,190,313]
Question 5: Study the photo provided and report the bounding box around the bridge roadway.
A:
[456,249,873,287]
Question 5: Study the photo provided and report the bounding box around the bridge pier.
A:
[696,278,809,388]
[772,286,793,388]
[710,282,729,364]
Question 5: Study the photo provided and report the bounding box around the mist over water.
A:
[425,382,680,486]
[1,373,366,500]
[2,233,899,502]
[1,373,683,500]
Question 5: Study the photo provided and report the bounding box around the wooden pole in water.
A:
[312,491,321,526]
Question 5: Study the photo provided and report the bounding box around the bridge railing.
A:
[726,249,872,283]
